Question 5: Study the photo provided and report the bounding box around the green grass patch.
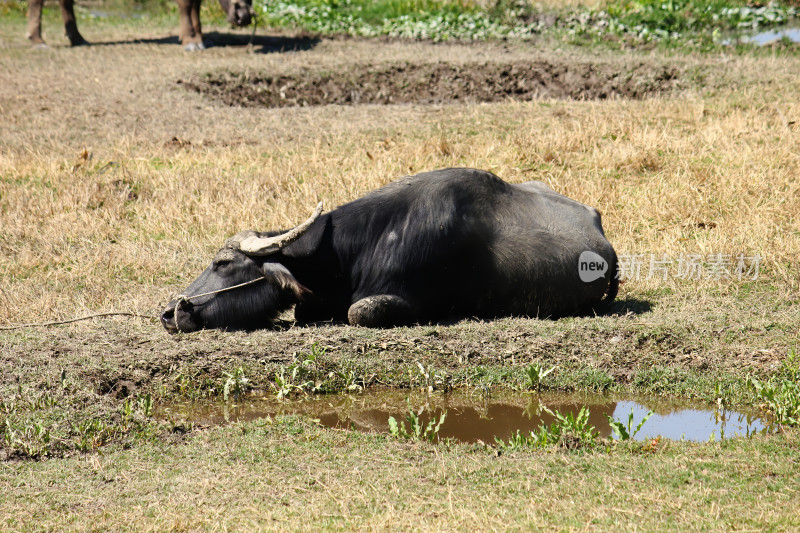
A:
[0,0,25,16]
[3,414,799,530]
[604,0,796,34]
[561,0,800,50]
[1,332,785,460]
[748,349,800,426]
[7,0,800,50]
[256,0,550,41]
[254,0,800,50]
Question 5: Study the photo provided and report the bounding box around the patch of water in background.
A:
[158,390,771,443]
[746,27,800,45]
[726,26,800,45]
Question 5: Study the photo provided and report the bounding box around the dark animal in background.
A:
[26,0,254,50]
[161,168,619,333]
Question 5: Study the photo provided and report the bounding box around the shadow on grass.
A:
[606,298,652,316]
[289,298,654,329]
[81,33,321,53]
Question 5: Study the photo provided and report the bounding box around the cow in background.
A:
[27,0,254,50]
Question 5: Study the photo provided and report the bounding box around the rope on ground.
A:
[0,312,157,331]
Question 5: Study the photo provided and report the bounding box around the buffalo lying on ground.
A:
[27,0,253,50]
[161,168,618,332]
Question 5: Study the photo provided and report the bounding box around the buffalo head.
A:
[161,203,322,333]
[218,0,255,28]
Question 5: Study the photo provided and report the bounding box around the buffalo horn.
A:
[238,201,324,256]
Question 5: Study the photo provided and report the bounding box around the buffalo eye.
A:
[213,259,232,270]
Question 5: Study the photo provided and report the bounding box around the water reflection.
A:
[724,26,800,46]
[745,27,800,45]
[613,401,766,441]
[158,390,770,443]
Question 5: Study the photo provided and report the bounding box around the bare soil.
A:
[181,59,680,108]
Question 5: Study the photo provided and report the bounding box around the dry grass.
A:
[3,418,799,531]
[1,28,800,326]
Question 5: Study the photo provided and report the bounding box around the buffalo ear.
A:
[291,282,313,302]
[280,215,329,259]
[280,275,312,302]
[261,263,313,301]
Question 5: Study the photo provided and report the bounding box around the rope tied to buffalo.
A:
[0,277,268,331]
[172,275,267,307]
[0,312,157,331]
[172,275,267,333]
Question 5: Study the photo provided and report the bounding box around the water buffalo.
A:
[161,168,618,332]
[27,0,254,50]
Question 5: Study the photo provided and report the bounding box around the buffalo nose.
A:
[161,308,178,333]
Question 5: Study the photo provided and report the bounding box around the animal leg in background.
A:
[26,0,252,49]
[177,0,205,50]
[27,0,87,47]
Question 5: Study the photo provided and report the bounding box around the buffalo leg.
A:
[26,0,45,45]
[60,0,87,45]
[177,0,205,50]
[27,0,87,46]
[347,295,416,328]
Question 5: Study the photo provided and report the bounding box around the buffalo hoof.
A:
[184,42,206,52]
[348,295,415,328]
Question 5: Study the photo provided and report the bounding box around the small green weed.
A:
[779,348,800,382]
[120,394,155,420]
[172,371,216,401]
[120,397,135,421]
[496,406,599,451]
[333,367,364,393]
[523,363,556,392]
[606,408,654,441]
[416,361,451,392]
[748,351,800,427]
[32,391,59,410]
[272,347,326,399]
[388,399,447,442]
[3,417,53,458]
[137,393,154,417]
[548,406,599,446]
[71,419,111,453]
[223,367,250,402]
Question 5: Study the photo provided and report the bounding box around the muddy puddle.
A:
[180,60,679,108]
[158,390,770,443]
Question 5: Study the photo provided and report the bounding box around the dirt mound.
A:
[180,60,679,108]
